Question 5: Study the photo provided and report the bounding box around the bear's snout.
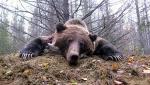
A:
[67,48,79,66]
[66,41,79,66]
[69,54,79,65]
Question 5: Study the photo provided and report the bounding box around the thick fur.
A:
[64,19,89,34]
[52,19,95,65]
[52,19,95,54]
[19,36,56,60]
[94,37,124,61]
[19,19,124,65]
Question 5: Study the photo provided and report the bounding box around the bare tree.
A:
[1,0,150,55]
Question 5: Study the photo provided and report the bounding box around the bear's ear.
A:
[89,34,97,42]
[56,23,66,33]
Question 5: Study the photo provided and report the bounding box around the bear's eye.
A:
[80,41,85,53]
[68,38,73,44]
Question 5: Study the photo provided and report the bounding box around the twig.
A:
[0,4,49,31]
[70,0,82,18]
[0,20,35,38]
[81,0,105,20]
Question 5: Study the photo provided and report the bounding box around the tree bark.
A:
[63,0,69,22]
[134,0,145,54]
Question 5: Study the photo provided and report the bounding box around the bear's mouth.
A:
[68,54,79,66]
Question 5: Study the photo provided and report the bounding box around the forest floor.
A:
[0,53,150,85]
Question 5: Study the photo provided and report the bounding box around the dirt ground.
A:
[0,53,150,85]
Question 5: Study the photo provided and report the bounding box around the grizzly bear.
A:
[51,19,96,65]
[19,36,58,60]
[19,19,124,65]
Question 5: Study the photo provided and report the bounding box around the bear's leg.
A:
[94,44,124,61]
[101,45,123,61]
[19,37,48,60]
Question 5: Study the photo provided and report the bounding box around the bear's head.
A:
[51,22,97,66]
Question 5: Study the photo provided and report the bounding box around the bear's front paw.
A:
[19,51,38,60]
[105,55,124,61]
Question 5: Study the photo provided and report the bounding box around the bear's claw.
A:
[107,54,124,61]
[19,52,37,60]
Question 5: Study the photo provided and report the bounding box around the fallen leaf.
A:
[23,69,33,76]
[145,67,150,70]
[60,70,64,73]
[81,77,87,81]
[97,60,101,62]
[128,57,134,63]
[39,62,49,67]
[114,80,123,85]
[5,70,13,76]
[114,79,128,85]
[70,80,78,85]
[42,76,48,81]
[92,59,96,62]
[112,63,119,72]
[142,70,150,74]
[39,62,49,70]
[117,70,124,74]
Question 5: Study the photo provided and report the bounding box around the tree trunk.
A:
[134,0,145,54]
[144,0,150,49]
[83,0,92,31]
[63,0,69,22]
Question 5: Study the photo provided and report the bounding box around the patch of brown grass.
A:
[0,54,150,85]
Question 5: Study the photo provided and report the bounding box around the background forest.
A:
[0,0,150,55]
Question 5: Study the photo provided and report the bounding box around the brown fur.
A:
[54,26,94,53]
[94,37,116,49]
[51,19,95,65]
[40,36,53,43]
[64,19,87,28]
[94,37,123,61]
[19,19,123,63]
[64,19,89,34]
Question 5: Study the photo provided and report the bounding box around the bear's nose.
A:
[69,54,79,66]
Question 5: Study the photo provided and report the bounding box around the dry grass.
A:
[0,53,150,85]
